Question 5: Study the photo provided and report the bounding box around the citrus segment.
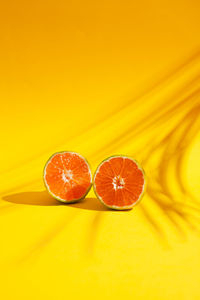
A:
[93,156,145,210]
[44,152,92,203]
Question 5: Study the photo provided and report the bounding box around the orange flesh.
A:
[44,152,91,202]
[94,157,145,208]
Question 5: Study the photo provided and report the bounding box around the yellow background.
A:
[1,1,200,299]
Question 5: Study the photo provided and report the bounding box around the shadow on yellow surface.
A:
[2,193,106,262]
[70,197,108,211]
[3,191,59,206]
[1,52,200,269]
[3,191,108,211]
[137,102,200,246]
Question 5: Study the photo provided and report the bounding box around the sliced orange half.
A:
[43,151,92,203]
[93,156,145,210]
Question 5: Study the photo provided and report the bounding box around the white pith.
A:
[44,151,92,202]
[112,175,125,190]
[62,170,73,183]
[94,155,146,210]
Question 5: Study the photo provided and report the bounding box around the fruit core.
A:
[112,175,125,190]
[62,169,73,183]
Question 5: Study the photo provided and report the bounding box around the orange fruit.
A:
[43,151,92,203]
[93,156,145,210]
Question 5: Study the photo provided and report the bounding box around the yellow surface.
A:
[1,1,200,299]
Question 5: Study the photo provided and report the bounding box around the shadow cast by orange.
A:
[3,191,60,206]
[69,197,108,211]
[2,191,109,211]
[2,192,109,263]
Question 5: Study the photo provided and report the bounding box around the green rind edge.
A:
[93,155,146,211]
[43,151,92,204]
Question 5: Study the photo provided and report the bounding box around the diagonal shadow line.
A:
[157,108,200,201]
[92,80,200,160]
[1,53,200,198]
[1,53,200,251]
[139,204,170,248]
[139,103,200,243]
[140,100,200,179]
[140,103,200,171]
[107,87,199,245]
[174,110,200,199]
[146,186,200,244]
[157,105,200,202]
[93,90,200,162]
[174,207,200,234]
[120,50,200,110]
[146,188,187,238]
[1,51,200,177]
